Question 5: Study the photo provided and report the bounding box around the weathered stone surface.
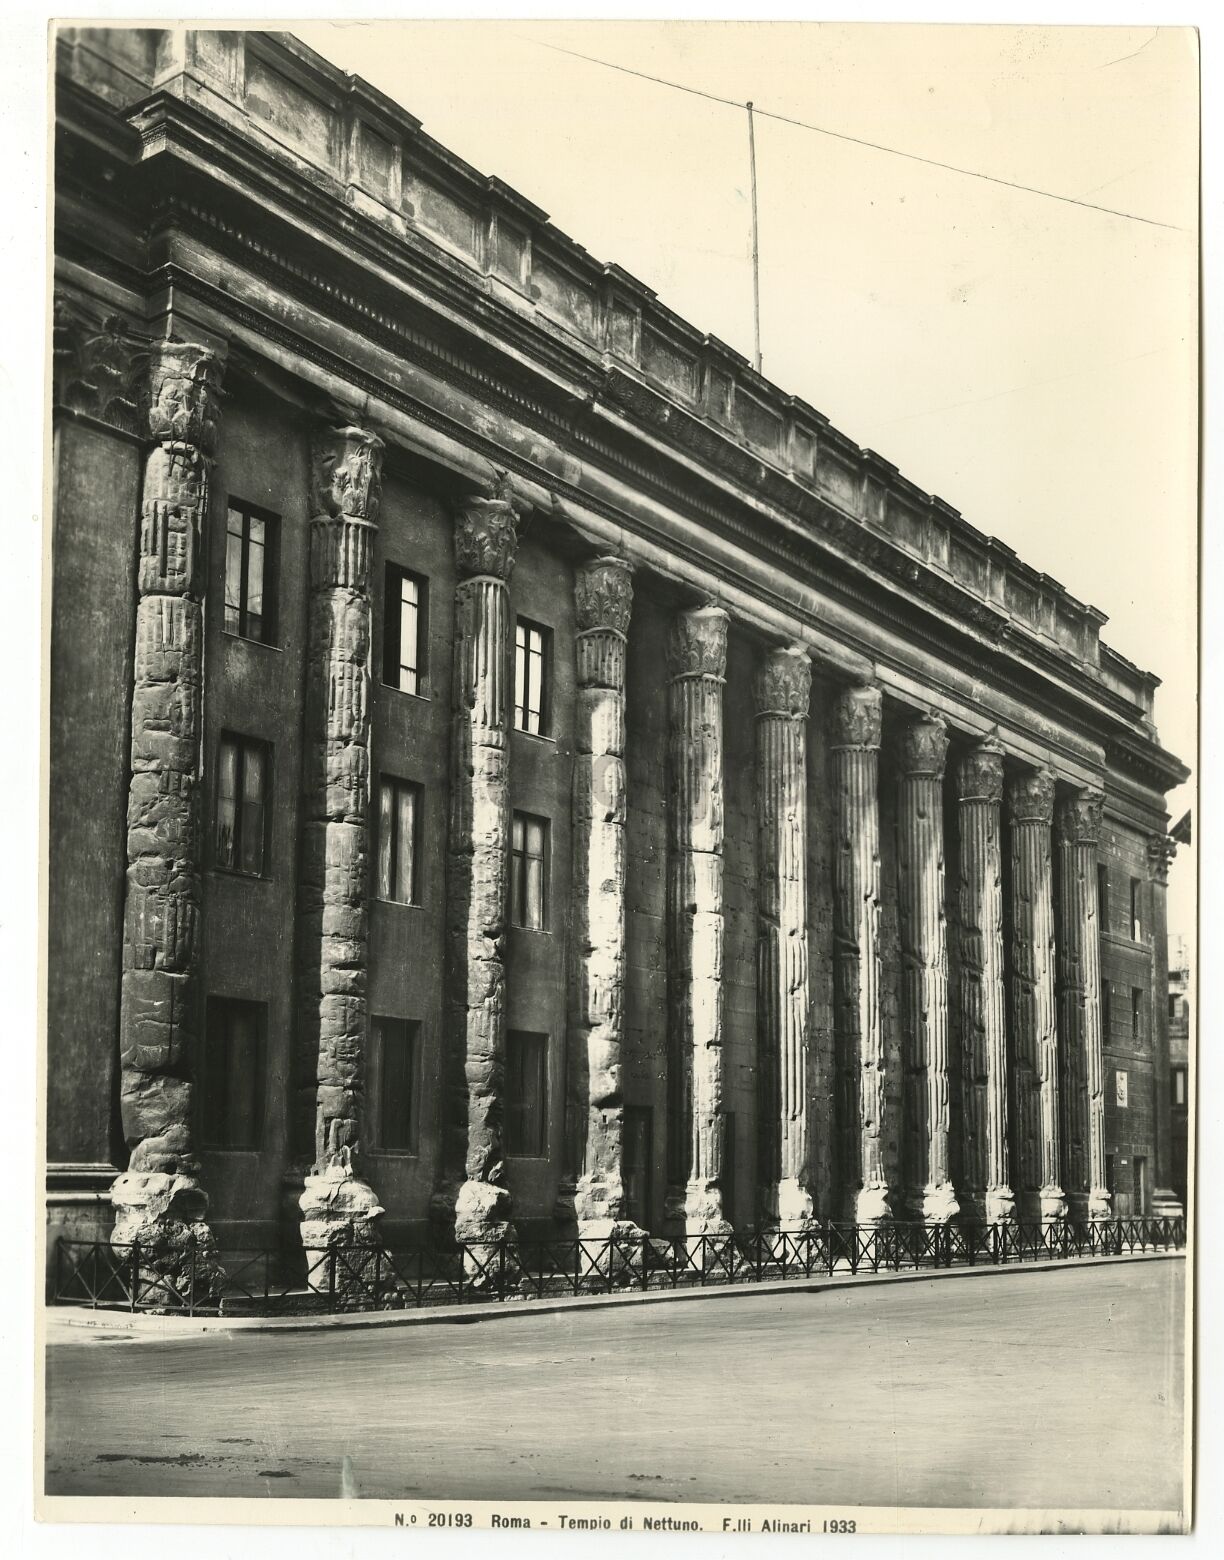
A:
[755,644,813,1227]
[1007,768,1066,1223]
[666,604,732,1240]
[831,684,889,1225]
[955,733,1014,1224]
[440,490,520,1244]
[112,341,224,1280]
[295,424,385,1241]
[897,713,958,1223]
[571,558,638,1235]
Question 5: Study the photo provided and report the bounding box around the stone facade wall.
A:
[805,679,838,1219]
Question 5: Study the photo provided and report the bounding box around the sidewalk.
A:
[45,1247,1185,1344]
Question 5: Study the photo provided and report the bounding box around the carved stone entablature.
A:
[52,293,149,435]
[956,732,1005,804]
[899,712,950,776]
[667,602,729,680]
[1008,766,1057,825]
[147,342,225,455]
[1147,831,1177,884]
[830,683,882,750]
[311,424,385,522]
[575,555,634,635]
[1056,788,1105,845]
[754,643,811,719]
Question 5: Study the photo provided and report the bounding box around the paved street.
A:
[45,1257,1185,1511]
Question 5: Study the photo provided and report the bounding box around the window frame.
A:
[509,810,550,931]
[1130,877,1143,941]
[376,775,423,907]
[513,616,552,736]
[200,996,266,1151]
[382,562,429,698]
[214,731,272,879]
[223,498,279,646]
[1131,986,1143,1045]
[371,1015,422,1156]
[1096,863,1110,933]
[505,1029,549,1159]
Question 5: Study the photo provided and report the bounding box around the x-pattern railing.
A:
[51,1215,1186,1316]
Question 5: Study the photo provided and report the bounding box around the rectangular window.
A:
[506,1030,548,1157]
[1173,1068,1187,1107]
[1133,1155,1148,1215]
[1097,864,1110,932]
[377,777,422,905]
[513,618,550,735]
[1169,994,1177,1020]
[224,501,277,644]
[372,1017,420,1154]
[510,811,549,929]
[201,997,265,1149]
[1131,878,1142,941]
[383,564,428,696]
[1132,987,1143,1044]
[623,1107,653,1229]
[215,733,270,876]
[1101,981,1112,1039]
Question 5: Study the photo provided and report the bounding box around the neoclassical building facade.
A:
[48,29,1188,1263]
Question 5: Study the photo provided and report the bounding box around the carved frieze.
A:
[311,424,385,522]
[899,712,949,776]
[754,644,811,719]
[666,603,729,680]
[830,683,882,750]
[956,733,1005,805]
[575,555,634,635]
[1008,767,1057,826]
[1056,787,1105,845]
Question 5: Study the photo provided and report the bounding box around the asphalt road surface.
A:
[45,1257,1185,1511]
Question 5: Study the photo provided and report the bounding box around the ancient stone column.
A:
[110,342,225,1282]
[755,645,813,1228]
[831,684,889,1225]
[666,603,732,1240]
[1055,788,1111,1220]
[295,425,386,1248]
[570,556,637,1239]
[897,714,959,1224]
[442,482,520,1249]
[1008,767,1067,1223]
[955,734,1014,1224]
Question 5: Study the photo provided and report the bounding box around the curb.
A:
[46,1248,1185,1342]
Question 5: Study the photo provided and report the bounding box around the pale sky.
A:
[297,20,1198,939]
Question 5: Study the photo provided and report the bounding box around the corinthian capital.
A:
[1056,787,1104,845]
[1147,831,1177,884]
[312,424,385,523]
[667,603,729,680]
[899,712,949,776]
[956,732,1004,804]
[453,487,520,581]
[146,341,225,455]
[575,556,634,635]
[830,683,882,750]
[1008,766,1057,825]
[754,644,811,718]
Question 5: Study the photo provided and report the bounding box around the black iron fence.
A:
[50,1216,1185,1318]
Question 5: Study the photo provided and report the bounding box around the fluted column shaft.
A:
[955,736,1014,1224]
[441,487,521,1247]
[1008,769,1067,1222]
[571,558,635,1233]
[111,343,224,1264]
[1055,788,1110,1220]
[832,685,888,1225]
[666,604,732,1237]
[897,715,958,1223]
[296,425,386,1245]
[755,646,813,1227]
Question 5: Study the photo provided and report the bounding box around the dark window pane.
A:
[216,738,238,869]
[239,743,266,875]
[224,516,243,635]
[225,503,278,644]
[507,1031,547,1157]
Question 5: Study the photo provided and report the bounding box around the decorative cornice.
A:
[667,603,729,681]
[957,732,1005,805]
[311,423,385,523]
[754,644,811,719]
[1008,767,1057,826]
[574,555,633,636]
[1056,787,1105,846]
[453,474,520,581]
[830,683,883,750]
[899,712,949,776]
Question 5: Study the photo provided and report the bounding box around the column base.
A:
[683,1179,732,1258]
[1088,1188,1113,1221]
[454,1178,513,1284]
[1039,1186,1068,1224]
[767,1178,815,1230]
[573,1172,629,1229]
[921,1181,961,1225]
[299,1161,384,1247]
[854,1183,892,1227]
[110,1170,223,1307]
[576,1217,649,1282]
[984,1186,1016,1225]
